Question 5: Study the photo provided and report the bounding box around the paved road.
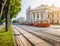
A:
[18,25,60,36]
[13,25,60,46]
[0,25,4,30]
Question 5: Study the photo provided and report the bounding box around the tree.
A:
[5,0,10,31]
[0,0,21,31]
[10,0,21,19]
[1,0,21,20]
[6,0,21,31]
[0,0,7,19]
[13,20,18,23]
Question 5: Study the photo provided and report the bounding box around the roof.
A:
[26,4,60,12]
[33,4,60,11]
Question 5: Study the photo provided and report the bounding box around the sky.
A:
[13,0,60,20]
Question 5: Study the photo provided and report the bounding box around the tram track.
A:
[16,25,60,46]
[17,25,60,37]
[19,25,60,37]
[13,25,58,46]
[14,26,35,46]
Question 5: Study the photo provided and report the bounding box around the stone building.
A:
[26,4,60,24]
[17,17,25,24]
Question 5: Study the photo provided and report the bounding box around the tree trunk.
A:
[0,0,7,19]
[5,6,10,32]
[5,0,10,31]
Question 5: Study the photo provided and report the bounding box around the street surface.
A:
[0,25,4,30]
[13,25,60,46]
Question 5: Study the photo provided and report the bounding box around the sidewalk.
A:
[50,25,60,27]
[13,27,32,46]
[40,25,60,37]
[0,25,4,30]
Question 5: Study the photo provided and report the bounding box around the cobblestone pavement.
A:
[13,25,60,46]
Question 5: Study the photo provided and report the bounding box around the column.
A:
[49,13,52,23]
[58,13,60,24]
[30,12,33,23]
[45,11,49,23]
[29,12,31,22]
[28,12,30,22]
[30,12,32,22]
[54,13,55,23]
[41,13,43,22]
[31,12,34,23]
[35,12,37,21]
[39,12,41,21]
[26,12,29,22]
[28,13,30,22]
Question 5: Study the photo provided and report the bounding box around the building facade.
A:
[17,17,25,24]
[26,4,60,24]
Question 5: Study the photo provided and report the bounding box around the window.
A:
[41,13,43,18]
[52,14,54,17]
[37,12,39,18]
[48,14,49,18]
[33,12,35,18]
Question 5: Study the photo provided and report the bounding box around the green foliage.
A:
[0,19,5,24]
[0,26,14,46]
[13,20,18,23]
[10,0,21,18]
[1,0,21,19]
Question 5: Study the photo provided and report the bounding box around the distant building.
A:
[17,17,25,24]
[26,4,60,24]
